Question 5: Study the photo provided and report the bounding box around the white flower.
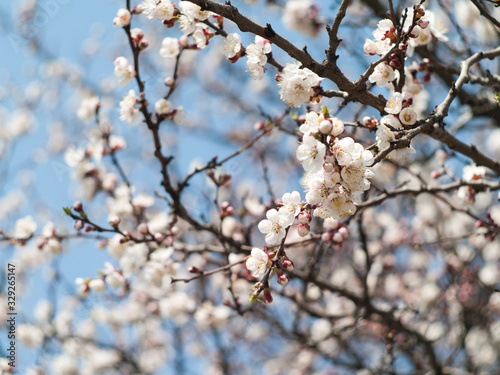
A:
[222,33,242,59]
[384,92,403,114]
[296,134,326,173]
[89,278,106,292]
[113,8,131,27]
[119,89,139,125]
[277,62,321,108]
[340,146,374,193]
[258,209,289,245]
[278,191,302,226]
[332,137,355,166]
[330,117,344,137]
[155,98,172,115]
[462,164,487,182]
[77,96,99,123]
[141,0,175,21]
[399,107,417,125]
[18,324,45,348]
[159,37,180,59]
[102,262,126,288]
[246,36,271,79]
[114,57,135,86]
[246,248,269,277]
[192,24,210,49]
[246,36,272,66]
[75,278,89,297]
[304,170,356,219]
[15,215,37,238]
[369,63,396,88]
[300,111,324,134]
[376,115,415,161]
[178,1,211,35]
[373,19,395,42]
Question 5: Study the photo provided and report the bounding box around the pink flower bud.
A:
[109,216,121,227]
[170,226,180,237]
[332,232,344,243]
[221,201,230,210]
[84,225,94,232]
[321,232,332,242]
[282,257,294,272]
[74,220,84,230]
[138,223,149,235]
[189,266,201,273]
[399,42,407,52]
[430,170,443,179]
[73,201,83,212]
[277,273,289,286]
[338,226,349,239]
[297,211,311,224]
[154,233,165,242]
[254,121,265,131]
[297,223,310,237]
[179,35,189,48]
[417,19,429,29]
[263,288,273,304]
[164,77,175,87]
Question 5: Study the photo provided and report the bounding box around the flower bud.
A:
[109,216,121,227]
[297,223,310,237]
[154,233,165,242]
[164,77,175,87]
[89,278,106,292]
[277,273,289,286]
[74,220,84,230]
[73,201,83,212]
[319,119,333,134]
[179,35,189,48]
[399,42,407,52]
[418,19,429,29]
[321,232,332,242]
[263,288,273,304]
[281,256,294,272]
[138,223,149,235]
[297,211,311,224]
[84,225,94,232]
[408,26,420,38]
[332,232,344,243]
[430,170,443,179]
[170,226,180,237]
[338,226,349,239]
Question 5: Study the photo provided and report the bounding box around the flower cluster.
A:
[114,57,135,86]
[376,92,418,161]
[276,63,322,108]
[178,1,214,49]
[222,33,243,62]
[364,5,447,88]
[258,191,302,245]
[458,164,488,204]
[299,111,374,219]
[246,35,272,80]
[113,8,131,28]
[140,0,175,22]
[119,89,139,125]
[159,37,180,59]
